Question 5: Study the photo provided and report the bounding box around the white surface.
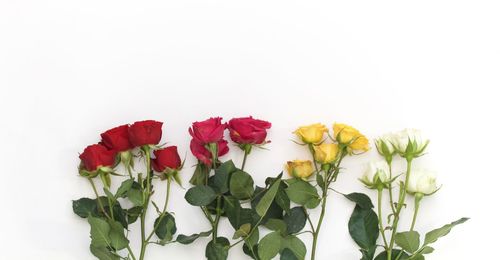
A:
[1,1,499,259]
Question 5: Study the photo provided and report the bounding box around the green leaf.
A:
[224,196,259,229]
[256,177,282,217]
[374,250,409,260]
[233,223,252,239]
[419,246,434,254]
[115,179,134,198]
[280,248,298,260]
[108,219,129,250]
[176,230,212,244]
[283,207,307,234]
[229,170,255,199]
[190,163,209,186]
[348,205,379,251]
[111,203,128,229]
[395,231,420,253]
[205,237,230,260]
[88,216,111,248]
[154,213,177,242]
[185,185,217,206]
[275,184,291,213]
[72,198,97,218]
[103,187,115,203]
[126,206,142,224]
[281,235,306,260]
[245,227,260,248]
[89,245,119,260]
[265,218,287,235]
[316,174,324,189]
[344,193,374,209]
[258,231,282,260]
[424,217,469,245]
[127,182,144,206]
[211,161,236,194]
[285,179,320,209]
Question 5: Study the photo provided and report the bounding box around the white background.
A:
[1,0,499,259]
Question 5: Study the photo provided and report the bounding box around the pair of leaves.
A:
[285,179,320,209]
[176,230,212,244]
[154,213,177,243]
[258,231,306,260]
[394,217,469,258]
[88,216,129,260]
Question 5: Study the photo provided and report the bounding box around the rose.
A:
[228,116,272,145]
[392,129,429,157]
[286,160,314,179]
[100,124,133,152]
[333,123,370,152]
[190,139,229,166]
[313,143,339,164]
[79,144,117,172]
[189,117,227,144]
[375,133,396,158]
[152,146,182,172]
[128,120,163,147]
[359,160,390,189]
[406,168,439,195]
[294,123,328,144]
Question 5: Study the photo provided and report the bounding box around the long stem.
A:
[88,178,111,219]
[145,177,172,242]
[387,162,397,214]
[213,196,222,241]
[410,195,422,232]
[139,147,152,260]
[241,148,249,171]
[126,245,137,260]
[311,194,327,260]
[377,188,389,249]
[387,158,413,260]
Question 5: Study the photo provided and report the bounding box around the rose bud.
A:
[228,116,272,145]
[152,146,182,171]
[294,123,328,144]
[406,168,440,196]
[392,129,429,159]
[313,143,339,164]
[189,117,227,144]
[286,160,314,180]
[359,160,390,190]
[190,139,229,166]
[333,123,370,152]
[79,144,117,173]
[128,120,163,147]
[375,133,396,161]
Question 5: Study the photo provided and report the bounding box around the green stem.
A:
[145,177,172,242]
[311,194,327,260]
[410,194,422,232]
[88,178,111,219]
[213,196,222,242]
[126,245,137,260]
[377,188,389,249]
[241,146,250,171]
[127,165,134,179]
[139,146,152,260]
[387,161,397,214]
[387,158,413,260]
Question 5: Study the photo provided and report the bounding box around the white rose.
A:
[375,133,396,156]
[406,168,439,195]
[392,129,429,156]
[360,160,390,189]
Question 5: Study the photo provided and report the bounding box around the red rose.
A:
[152,146,182,172]
[100,124,133,152]
[228,116,272,144]
[190,139,229,166]
[79,144,117,171]
[128,120,163,146]
[189,117,227,144]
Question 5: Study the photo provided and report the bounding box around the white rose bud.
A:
[359,160,390,189]
[406,168,439,196]
[375,133,396,159]
[392,129,429,158]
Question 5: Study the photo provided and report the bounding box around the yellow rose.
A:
[333,123,370,152]
[293,123,328,144]
[313,143,339,164]
[286,160,314,179]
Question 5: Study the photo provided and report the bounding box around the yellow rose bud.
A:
[286,160,314,179]
[293,123,328,144]
[333,123,370,152]
[313,143,339,164]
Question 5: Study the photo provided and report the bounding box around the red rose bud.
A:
[152,146,182,172]
[228,116,272,145]
[100,124,133,152]
[189,117,227,144]
[128,120,163,147]
[190,139,229,166]
[79,144,117,172]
